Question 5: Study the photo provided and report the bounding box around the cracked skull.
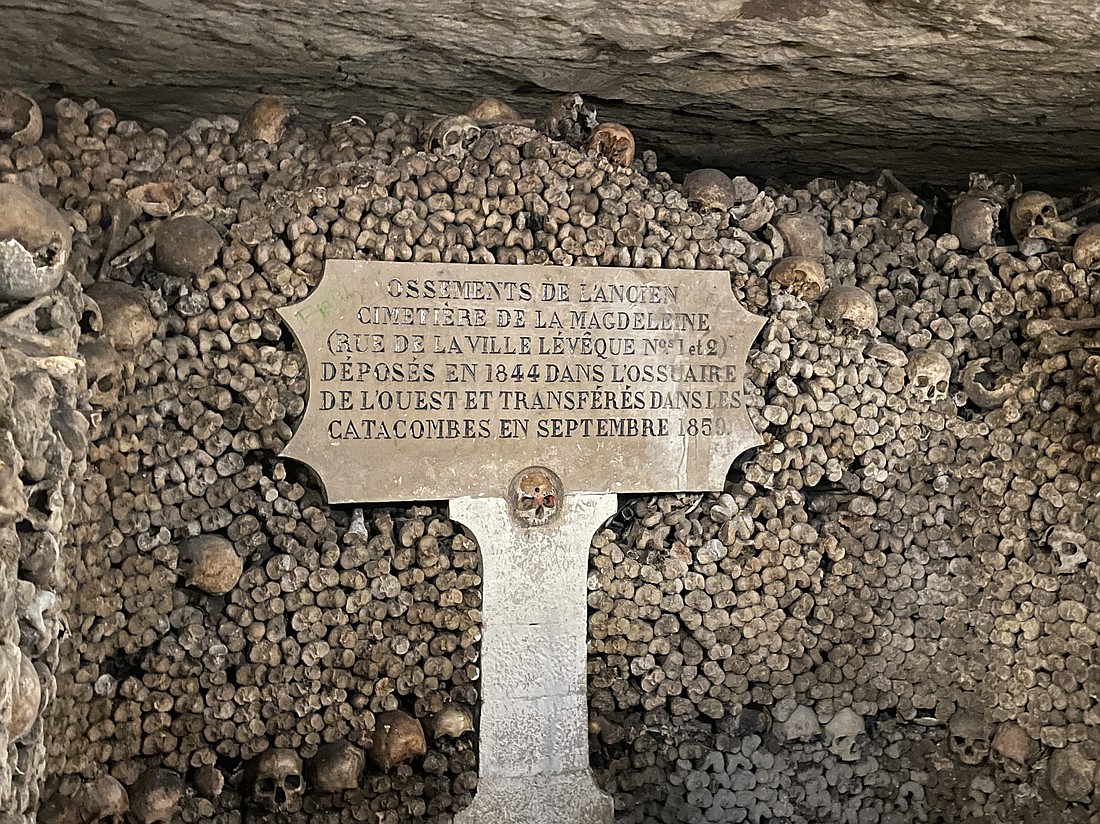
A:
[0,183,71,302]
[247,748,305,811]
[906,349,952,403]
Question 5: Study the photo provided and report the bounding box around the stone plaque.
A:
[278,262,764,502]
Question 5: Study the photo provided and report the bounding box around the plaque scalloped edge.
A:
[278,262,765,502]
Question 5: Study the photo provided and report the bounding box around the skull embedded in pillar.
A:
[768,256,826,302]
[429,703,474,739]
[906,349,952,403]
[510,466,562,527]
[948,710,993,765]
[824,708,866,762]
[369,710,427,770]
[177,534,243,595]
[246,748,305,811]
[84,282,156,351]
[0,89,43,146]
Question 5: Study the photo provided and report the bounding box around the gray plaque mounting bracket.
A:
[450,491,617,824]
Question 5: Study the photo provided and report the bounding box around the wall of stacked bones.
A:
[0,88,1099,823]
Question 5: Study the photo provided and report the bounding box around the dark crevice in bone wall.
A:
[0,87,1099,823]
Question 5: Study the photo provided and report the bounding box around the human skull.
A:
[906,349,952,403]
[192,764,224,798]
[178,535,243,595]
[369,710,426,770]
[880,191,923,223]
[79,339,128,411]
[0,89,43,145]
[824,708,866,762]
[775,214,826,261]
[74,775,129,824]
[155,216,222,279]
[306,740,365,792]
[1009,191,1060,243]
[429,703,474,738]
[768,256,826,302]
[1045,524,1089,574]
[1072,224,1100,270]
[128,768,184,824]
[426,114,481,158]
[84,282,156,351]
[510,466,562,527]
[543,93,597,144]
[246,748,305,811]
[948,710,992,765]
[466,97,525,126]
[1047,744,1096,803]
[951,193,1000,251]
[774,704,821,744]
[0,183,71,302]
[991,721,1037,781]
[237,96,291,144]
[586,122,635,167]
[683,169,737,213]
[818,285,879,335]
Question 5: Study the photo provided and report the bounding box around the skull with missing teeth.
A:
[768,256,826,302]
[512,467,561,526]
[1009,191,1062,243]
[906,349,952,403]
[427,115,481,158]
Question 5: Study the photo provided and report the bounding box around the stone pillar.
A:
[450,492,616,824]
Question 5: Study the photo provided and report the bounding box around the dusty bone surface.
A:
[0,88,1097,824]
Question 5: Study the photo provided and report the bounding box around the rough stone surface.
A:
[3,1,1100,188]
[451,493,615,824]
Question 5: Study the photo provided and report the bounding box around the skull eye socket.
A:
[257,777,275,794]
[284,774,302,790]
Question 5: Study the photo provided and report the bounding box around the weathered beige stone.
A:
[0,1,1096,186]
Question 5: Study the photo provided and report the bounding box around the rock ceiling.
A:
[3,0,1100,190]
